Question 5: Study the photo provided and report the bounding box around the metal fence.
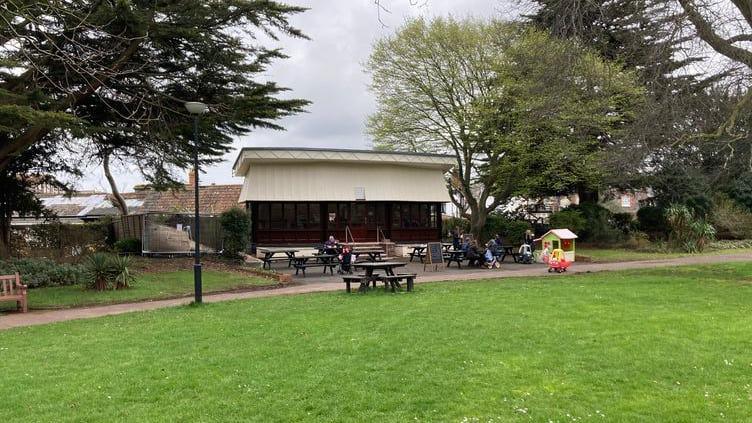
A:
[111,213,222,255]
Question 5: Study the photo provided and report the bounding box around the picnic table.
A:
[353,248,384,262]
[257,247,299,270]
[444,249,465,268]
[350,261,412,292]
[407,245,426,262]
[291,254,338,277]
[442,243,454,252]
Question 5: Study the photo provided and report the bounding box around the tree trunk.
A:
[103,152,128,215]
[469,208,488,243]
[0,217,11,259]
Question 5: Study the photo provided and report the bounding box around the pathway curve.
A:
[1,252,750,331]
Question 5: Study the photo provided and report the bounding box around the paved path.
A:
[1,252,750,331]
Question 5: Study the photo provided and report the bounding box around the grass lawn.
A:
[2,263,752,421]
[577,247,752,263]
[0,270,275,310]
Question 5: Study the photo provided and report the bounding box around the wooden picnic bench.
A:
[257,248,299,269]
[408,245,426,262]
[1,273,28,313]
[292,255,338,277]
[380,273,416,292]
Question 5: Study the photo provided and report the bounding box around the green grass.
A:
[577,247,752,262]
[2,263,752,421]
[1,270,274,310]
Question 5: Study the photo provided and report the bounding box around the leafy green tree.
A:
[220,208,250,259]
[366,17,642,239]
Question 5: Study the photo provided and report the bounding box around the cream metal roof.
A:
[535,228,578,241]
[232,148,455,176]
[234,148,455,203]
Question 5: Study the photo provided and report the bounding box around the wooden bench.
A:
[381,273,417,292]
[1,273,28,313]
[261,256,293,270]
[343,275,366,293]
[293,262,336,277]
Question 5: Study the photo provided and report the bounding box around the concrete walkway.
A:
[1,252,750,331]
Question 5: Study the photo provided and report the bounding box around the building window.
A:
[257,203,269,230]
[621,195,631,208]
[270,203,283,230]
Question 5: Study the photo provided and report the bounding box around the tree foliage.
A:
[0,0,309,256]
[366,17,642,238]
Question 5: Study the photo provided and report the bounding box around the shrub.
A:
[111,255,135,289]
[710,195,752,240]
[114,238,142,254]
[483,214,531,244]
[220,208,250,258]
[567,203,623,243]
[85,253,114,291]
[727,172,752,212]
[611,213,635,235]
[665,204,716,253]
[637,206,667,239]
[444,217,470,237]
[548,209,586,234]
[0,258,86,289]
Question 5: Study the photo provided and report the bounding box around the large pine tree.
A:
[0,1,310,256]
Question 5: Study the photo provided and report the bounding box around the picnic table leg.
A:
[345,280,351,293]
[407,277,414,292]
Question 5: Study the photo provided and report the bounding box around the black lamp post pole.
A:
[193,115,202,303]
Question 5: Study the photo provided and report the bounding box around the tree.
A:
[366,18,642,239]
[527,0,718,193]
[1,1,309,250]
[0,142,72,258]
[676,0,752,143]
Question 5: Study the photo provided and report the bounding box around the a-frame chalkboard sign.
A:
[424,242,443,271]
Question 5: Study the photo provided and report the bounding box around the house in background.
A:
[13,173,242,226]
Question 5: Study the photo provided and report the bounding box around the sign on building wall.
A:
[354,187,365,201]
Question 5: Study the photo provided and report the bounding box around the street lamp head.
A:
[184,101,209,115]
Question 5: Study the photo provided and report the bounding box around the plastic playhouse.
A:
[534,229,578,262]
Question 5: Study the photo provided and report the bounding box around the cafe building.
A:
[232,148,455,245]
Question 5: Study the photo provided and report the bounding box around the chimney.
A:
[188,169,196,188]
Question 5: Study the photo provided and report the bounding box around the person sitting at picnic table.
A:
[459,237,470,253]
[484,241,501,269]
[465,241,483,267]
[451,228,461,250]
[337,246,353,274]
[494,234,503,248]
[324,235,339,254]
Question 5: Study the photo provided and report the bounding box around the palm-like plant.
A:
[111,255,135,290]
[85,253,113,291]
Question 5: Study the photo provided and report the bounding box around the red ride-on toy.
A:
[547,248,571,273]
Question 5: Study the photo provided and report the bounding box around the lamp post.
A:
[185,101,209,303]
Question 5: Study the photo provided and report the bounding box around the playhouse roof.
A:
[535,228,578,241]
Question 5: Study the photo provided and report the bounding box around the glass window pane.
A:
[430,204,437,228]
[310,203,321,228]
[284,203,295,229]
[270,203,282,230]
[392,204,401,228]
[338,203,349,227]
[351,203,365,225]
[258,204,269,230]
[327,203,337,230]
[296,203,307,229]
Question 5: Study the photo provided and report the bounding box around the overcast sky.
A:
[73,0,521,192]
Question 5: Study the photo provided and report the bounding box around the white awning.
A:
[233,148,455,203]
